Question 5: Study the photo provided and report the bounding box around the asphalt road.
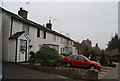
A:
[2,62,69,80]
[103,63,119,79]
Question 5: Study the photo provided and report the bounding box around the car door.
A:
[77,56,87,67]
[69,56,78,66]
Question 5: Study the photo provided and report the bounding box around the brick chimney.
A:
[18,7,28,19]
[46,20,52,30]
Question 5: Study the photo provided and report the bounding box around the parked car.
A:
[64,55,101,70]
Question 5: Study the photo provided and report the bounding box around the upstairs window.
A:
[43,31,46,39]
[23,23,29,35]
[40,30,44,38]
[37,29,40,37]
[53,35,57,41]
[37,28,46,39]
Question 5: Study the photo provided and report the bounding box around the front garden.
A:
[28,46,98,79]
[28,45,117,80]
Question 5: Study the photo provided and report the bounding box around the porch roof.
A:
[9,31,25,39]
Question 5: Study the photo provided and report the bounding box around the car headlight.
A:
[98,63,101,66]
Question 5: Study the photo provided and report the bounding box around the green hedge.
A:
[35,59,59,67]
[108,63,116,67]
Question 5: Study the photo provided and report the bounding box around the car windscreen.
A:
[84,57,90,61]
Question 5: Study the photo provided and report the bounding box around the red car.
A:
[64,55,101,70]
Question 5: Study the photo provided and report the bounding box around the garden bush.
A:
[108,63,116,67]
[99,50,108,66]
[29,51,35,62]
[58,54,66,65]
[35,45,61,67]
[34,59,44,64]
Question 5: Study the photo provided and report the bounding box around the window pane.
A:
[43,31,46,39]
[23,23,29,34]
[77,56,85,61]
[40,30,44,38]
[20,40,26,52]
[37,29,40,37]
[70,56,77,60]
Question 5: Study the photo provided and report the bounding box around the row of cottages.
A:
[1,7,78,62]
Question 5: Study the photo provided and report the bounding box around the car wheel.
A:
[66,63,71,67]
[89,65,96,69]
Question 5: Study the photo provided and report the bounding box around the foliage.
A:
[99,50,108,66]
[108,63,116,67]
[36,46,60,60]
[89,50,97,62]
[59,54,66,65]
[30,51,35,58]
[29,51,35,62]
[107,33,120,52]
[44,59,58,67]
[35,45,61,66]
[34,59,44,64]
[83,46,90,58]
[66,51,73,56]
[59,54,66,61]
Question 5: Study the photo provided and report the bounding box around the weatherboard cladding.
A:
[1,7,74,42]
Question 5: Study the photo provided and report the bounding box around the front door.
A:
[19,40,27,62]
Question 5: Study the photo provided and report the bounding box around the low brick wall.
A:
[26,64,98,80]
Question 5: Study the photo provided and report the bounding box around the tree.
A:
[107,33,120,52]
[99,50,108,66]
[89,50,97,61]
[83,46,90,58]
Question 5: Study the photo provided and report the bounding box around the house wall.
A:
[12,19,23,35]
[0,8,2,77]
[2,12,11,62]
[29,25,73,54]
[8,39,16,62]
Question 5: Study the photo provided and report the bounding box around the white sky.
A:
[1,1,118,49]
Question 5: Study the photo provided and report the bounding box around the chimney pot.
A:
[46,20,52,30]
[18,7,28,19]
[20,7,23,10]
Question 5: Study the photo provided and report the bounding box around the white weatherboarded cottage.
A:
[1,7,78,62]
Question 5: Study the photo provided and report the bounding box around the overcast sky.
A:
[1,1,118,49]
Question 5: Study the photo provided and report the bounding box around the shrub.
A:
[35,46,61,66]
[59,54,65,61]
[34,59,44,64]
[29,51,35,62]
[108,63,116,67]
[99,50,108,66]
[47,59,58,67]
[58,54,66,65]
[30,51,35,58]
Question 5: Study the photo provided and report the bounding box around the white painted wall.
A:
[8,39,16,62]
[0,8,2,80]
[12,19,23,35]
[29,25,73,54]
[2,12,11,62]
